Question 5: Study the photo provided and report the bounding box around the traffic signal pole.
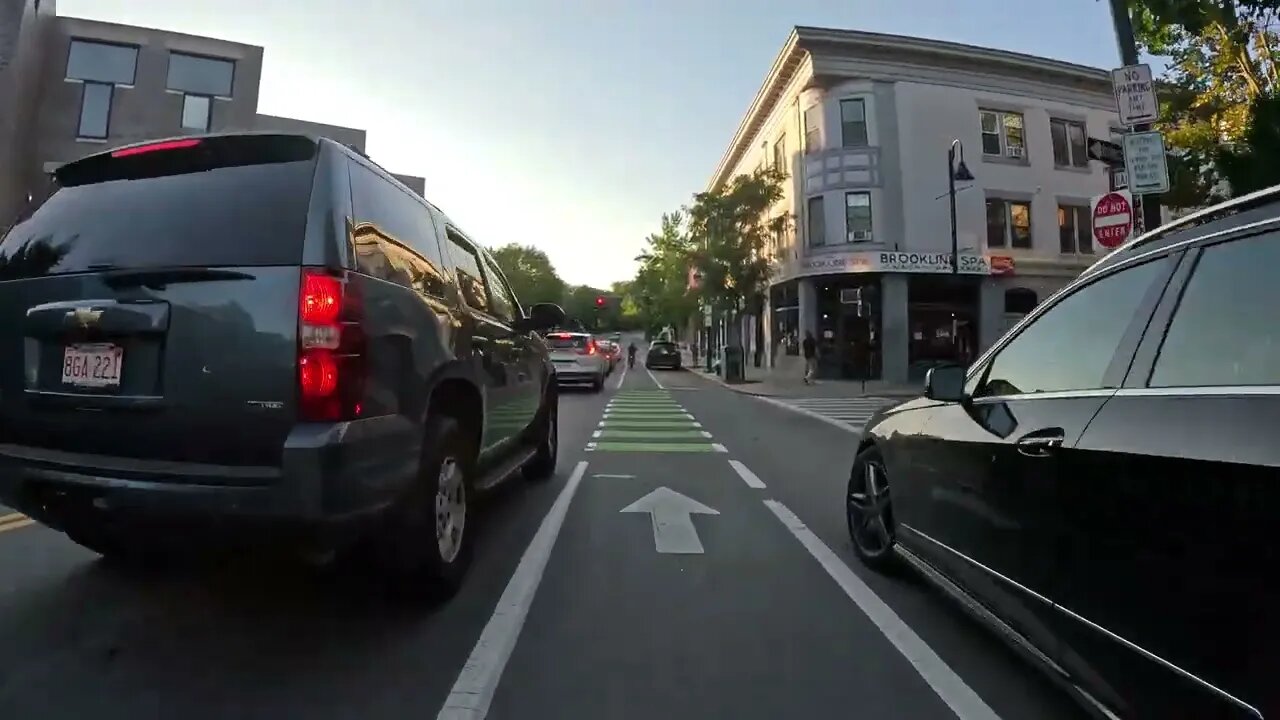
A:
[1109,0,1163,233]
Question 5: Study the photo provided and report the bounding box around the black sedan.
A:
[846,188,1280,720]
[645,340,682,370]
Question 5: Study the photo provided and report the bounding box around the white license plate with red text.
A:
[62,344,124,388]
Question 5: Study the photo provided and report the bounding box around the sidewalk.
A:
[680,351,921,399]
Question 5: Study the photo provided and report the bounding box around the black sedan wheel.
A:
[846,445,896,570]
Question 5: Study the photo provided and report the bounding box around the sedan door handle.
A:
[1016,429,1065,458]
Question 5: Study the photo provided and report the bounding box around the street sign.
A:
[1091,190,1134,249]
[620,487,719,554]
[1112,64,1159,126]
[1110,166,1128,192]
[1087,137,1125,166]
[1122,131,1170,194]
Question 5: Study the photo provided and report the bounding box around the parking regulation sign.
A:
[1091,190,1134,249]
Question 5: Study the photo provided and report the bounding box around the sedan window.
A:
[974,258,1167,397]
[1150,232,1280,387]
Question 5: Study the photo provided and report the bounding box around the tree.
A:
[632,211,698,336]
[490,244,567,306]
[685,167,789,355]
[1132,0,1280,205]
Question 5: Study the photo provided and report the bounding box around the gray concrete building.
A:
[0,0,423,224]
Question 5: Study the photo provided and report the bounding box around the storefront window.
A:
[815,279,881,380]
[907,276,980,382]
[771,281,800,357]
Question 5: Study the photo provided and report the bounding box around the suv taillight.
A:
[578,338,597,356]
[298,268,366,421]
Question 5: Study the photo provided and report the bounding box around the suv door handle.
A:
[1016,428,1065,457]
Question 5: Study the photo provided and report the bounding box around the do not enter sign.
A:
[1091,190,1134,248]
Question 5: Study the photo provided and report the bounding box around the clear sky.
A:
[62,0,1123,287]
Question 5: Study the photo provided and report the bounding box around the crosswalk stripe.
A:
[758,396,901,432]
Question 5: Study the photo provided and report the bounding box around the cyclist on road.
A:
[627,342,638,368]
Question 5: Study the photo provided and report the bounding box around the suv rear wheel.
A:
[523,387,558,482]
[373,415,474,598]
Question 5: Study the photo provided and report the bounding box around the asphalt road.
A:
[0,357,1086,720]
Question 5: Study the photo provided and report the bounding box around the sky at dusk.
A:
[62,0,1125,286]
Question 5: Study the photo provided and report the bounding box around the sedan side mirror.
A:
[924,364,967,403]
[522,302,566,333]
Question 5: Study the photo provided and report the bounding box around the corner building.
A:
[711,27,1120,384]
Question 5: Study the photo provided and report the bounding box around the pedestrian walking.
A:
[802,331,817,385]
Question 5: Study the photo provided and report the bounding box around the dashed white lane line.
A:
[727,460,766,489]
[761,499,1002,720]
[437,460,590,720]
[644,365,666,390]
[753,394,860,433]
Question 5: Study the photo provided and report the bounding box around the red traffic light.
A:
[595,296,606,307]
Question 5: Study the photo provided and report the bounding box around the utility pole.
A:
[1108,0,1163,233]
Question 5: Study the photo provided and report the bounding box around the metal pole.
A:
[948,143,959,274]
[1109,0,1162,233]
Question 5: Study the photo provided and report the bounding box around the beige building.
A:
[0,0,423,223]
[708,26,1120,384]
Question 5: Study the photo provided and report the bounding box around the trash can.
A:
[721,345,745,382]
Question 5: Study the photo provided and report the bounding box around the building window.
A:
[840,98,868,147]
[167,52,235,96]
[181,94,212,131]
[66,41,137,141]
[772,136,785,172]
[986,198,1032,249]
[845,192,872,242]
[66,40,138,84]
[1058,205,1093,254]
[803,105,820,152]
[979,109,1026,160]
[77,82,113,139]
[807,195,826,247]
[1050,118,1089,168]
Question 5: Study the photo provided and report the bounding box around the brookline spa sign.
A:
[783,250,1014,279]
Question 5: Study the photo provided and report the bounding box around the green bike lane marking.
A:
[587,391,725,453]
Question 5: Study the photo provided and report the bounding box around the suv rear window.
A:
[547,335,587,350]
[650,342,676,350]
[0,136,317,280]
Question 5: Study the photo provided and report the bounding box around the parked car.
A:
[546,331,608,391]
[596,337,619,374]
[846,187,1280,719]
[0,133,566,598]
[645,340,682,370]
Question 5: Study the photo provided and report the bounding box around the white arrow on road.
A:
[620,487,719,554]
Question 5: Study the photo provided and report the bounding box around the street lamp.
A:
[947,139,975,275]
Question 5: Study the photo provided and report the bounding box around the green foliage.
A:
[1131,0,1280,205]
[686,167,789,314]
[490,244,567,306]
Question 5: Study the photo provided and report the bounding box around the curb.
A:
[688,369,919,399]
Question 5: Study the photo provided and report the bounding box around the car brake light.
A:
[298,268,366,421]
[110,138,202,158]
[578,339,597,356]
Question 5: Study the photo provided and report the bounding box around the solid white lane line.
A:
[437,461,590,720]
[728,460,766,489]
[614,362,628,390]
[753,395,859,433]
[761,500,1001,720]
[644,365,666,390]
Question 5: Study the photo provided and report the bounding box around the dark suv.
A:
[846,187,1280,718]
[0,133,565,596]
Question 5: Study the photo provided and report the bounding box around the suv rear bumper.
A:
[0,414,419,540]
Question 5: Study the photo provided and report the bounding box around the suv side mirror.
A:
[523,302,566,332]
[924,364,968,402]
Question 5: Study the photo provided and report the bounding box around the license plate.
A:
[62,344,124,389]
